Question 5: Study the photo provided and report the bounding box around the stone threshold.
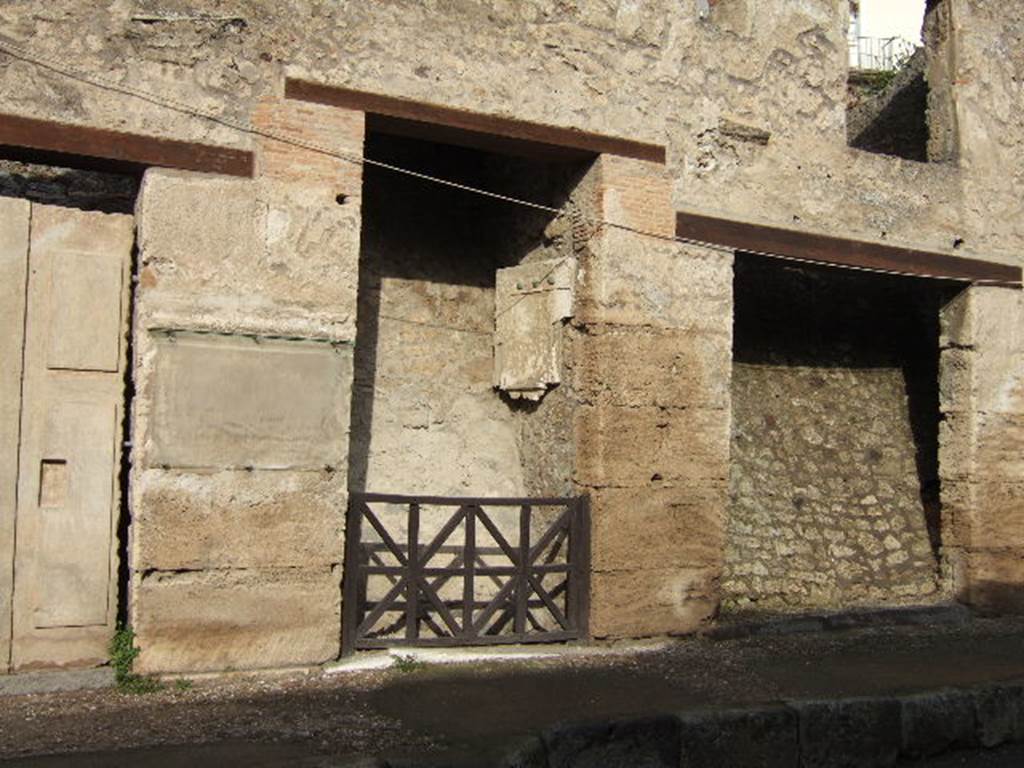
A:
[325,638,672,675]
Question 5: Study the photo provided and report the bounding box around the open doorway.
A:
[343,125,596,649]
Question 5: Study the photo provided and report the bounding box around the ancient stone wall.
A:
[2,1,1021,263]
[726,257,948,613]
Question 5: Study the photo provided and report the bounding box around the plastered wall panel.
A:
[146,333,351,470]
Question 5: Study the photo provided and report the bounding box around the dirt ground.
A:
[4,617,1024,766]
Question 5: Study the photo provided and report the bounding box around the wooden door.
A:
[5,203,132,671]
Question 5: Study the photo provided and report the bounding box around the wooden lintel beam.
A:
[0,113,254,177]
[285,78,666,164]
[676,211,1022,286]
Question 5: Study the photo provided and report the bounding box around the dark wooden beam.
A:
[0,113,254,177]
[676,211,1022,286]
[285,78,666,164]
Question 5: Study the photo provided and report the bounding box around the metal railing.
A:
[848,35,917,71]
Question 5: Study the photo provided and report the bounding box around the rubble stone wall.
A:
[726,257,948,613]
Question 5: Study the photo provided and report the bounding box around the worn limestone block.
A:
[576,236,732,332]
[575,404,730,488]
[574,325,730,409]
[590,484,725,571]
[137,170,260,296]
[137,169,359,342]
[146,332,351,470]
[133,566,340,673]
[132,468,346,570]
[947,480,1024,552]
[959,550,1024,613]
[494,257,575,400]
[794,697,901,768]
[972,412,1024,479]
[590,567,717,638]
[938,411,975,483]
[900,690,977,758]
[677,706,798,768]
[542,715,680,768]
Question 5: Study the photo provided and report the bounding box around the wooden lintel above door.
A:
[676,211,1023,287]
[0,113,254,177]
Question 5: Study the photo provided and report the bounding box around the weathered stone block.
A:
[974,412,1024,479]
[133,566,340,673]
[677,706,798,768]
[132,469,345,570]
[137,170,260,295]
[947,481,1024,551]
[575,325,730,409]
[576,238,732,332]
[959,550,1024,613]
[136,169,359,341]
[590,485,725,571]
[575,405,730,488]
[590,568,717,638]
[795,697,901,768]
[900,690,977,758]
[543,715,680,768]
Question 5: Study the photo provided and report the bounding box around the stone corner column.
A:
[572,154,732,639]
[939,284,1024,613]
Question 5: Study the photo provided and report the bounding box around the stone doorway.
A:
[724,253,960,614]
[0,187,135,671]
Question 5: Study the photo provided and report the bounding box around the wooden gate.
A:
[343,493,590,653]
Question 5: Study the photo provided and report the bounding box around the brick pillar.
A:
[130,99,364,672]
[573,155,731,638]
[940,286,1024,613]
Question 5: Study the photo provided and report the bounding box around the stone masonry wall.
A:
[1,1,1022,266]
[726,257,947,613]
[129,100,364,673]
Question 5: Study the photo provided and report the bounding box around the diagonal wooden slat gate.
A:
[342,493,590,653]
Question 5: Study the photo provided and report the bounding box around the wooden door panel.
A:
[10,203,132,671]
